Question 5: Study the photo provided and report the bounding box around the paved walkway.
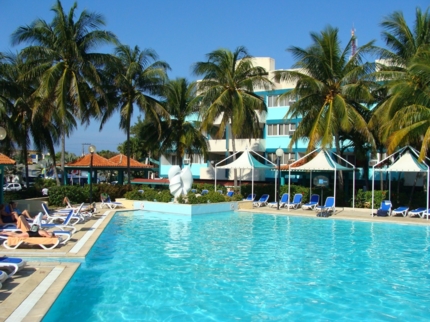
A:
[1,202,429,321]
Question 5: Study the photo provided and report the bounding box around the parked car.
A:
[3,183,22,192]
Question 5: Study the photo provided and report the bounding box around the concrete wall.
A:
[15,197,49,216]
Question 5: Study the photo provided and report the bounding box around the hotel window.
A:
[267,123,298,136]
[268,95,288,107]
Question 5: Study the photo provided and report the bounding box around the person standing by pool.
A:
[4,201,32,222]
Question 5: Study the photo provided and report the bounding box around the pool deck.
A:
[1,202,430,321]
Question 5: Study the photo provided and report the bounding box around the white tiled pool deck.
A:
[1,202,430,321]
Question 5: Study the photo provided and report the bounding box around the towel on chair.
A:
[7,236,59,247]
[7,215,58,246]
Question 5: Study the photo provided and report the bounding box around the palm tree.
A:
[193,46,272,187]
[0,52,63,186]
[370,8,430,159]
[274,26,376,190]
[138,78,209,168]
[11,0,118,179]
[373,50,430,159]
[101,44,170,183]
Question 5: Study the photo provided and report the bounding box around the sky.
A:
[1,0,428,156]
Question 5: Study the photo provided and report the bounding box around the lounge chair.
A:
[243,194,256,201]
[391,206,409,217]
[316,196,335,217]
[286,193,303,209]
[100,194,124,209]
[0,256,26,277]
[0,270,7,288]
[1,235,62,250]
[409,207,428,218]
[268,193,289,208]
[253,194,270,207]
[0,217,63,250]
[374,200,392,217]
[302,194,320,210]
[32,213,74,243]
[64,197,94,214]
[42,203,82,225]
[226,191,234,197]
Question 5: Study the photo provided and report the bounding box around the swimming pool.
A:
[43,211,430,321]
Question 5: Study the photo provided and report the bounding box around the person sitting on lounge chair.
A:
[4,201,32,222]
[1,215,55,238]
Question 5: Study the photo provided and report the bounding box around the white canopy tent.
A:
[215,149,276,198]
[287,149,356,209]
[372,146,430,218]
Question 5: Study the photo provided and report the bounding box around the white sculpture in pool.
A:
[168,166,193,198]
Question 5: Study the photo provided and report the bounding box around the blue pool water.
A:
[43,211,430,321]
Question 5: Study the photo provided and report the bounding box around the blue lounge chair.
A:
[268,193,289,208]
[286,193,303,209]
[226,191,234,197]
[100,194,124,209]
[302,194,320,210]
[253,194,270,207]
[316,196,335,217]
[0,256,26,277]
[409,207,428,218]
[42,203,82,225]
[0,270,7,288]
[244,194,256,201]
[375,200,392,217]
[391,206,409,217]
[33,213,74,243]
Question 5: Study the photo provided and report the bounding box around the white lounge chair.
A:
[374,200,392,217]
[286,193,303,209]
[243,194,256,201]
[409,207,428,218]
[100,194,124,209]
[0,256,26,277]
[302,194,320,210]
[32,213,74,243]
[41,203,82,225]
[0,270,7,288]
[391,206,409,217]
[316,196,335,217]
[268,193,289,208]
[253,194,270,207]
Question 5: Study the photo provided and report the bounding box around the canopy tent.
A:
[286,149,356,209]
[215,149,276,198]
[372,146,430,218]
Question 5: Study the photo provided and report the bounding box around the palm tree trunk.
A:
[23,143,29,189]
[127,126,131,185]
[61,131,65,184]
[231,130,238,188]
[334,135,344,193]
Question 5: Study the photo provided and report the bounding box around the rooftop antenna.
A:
[351,26,357,58]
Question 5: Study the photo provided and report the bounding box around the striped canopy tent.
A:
[215,149,276,198]
[286,149,356,209]
[372,146,430,218]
